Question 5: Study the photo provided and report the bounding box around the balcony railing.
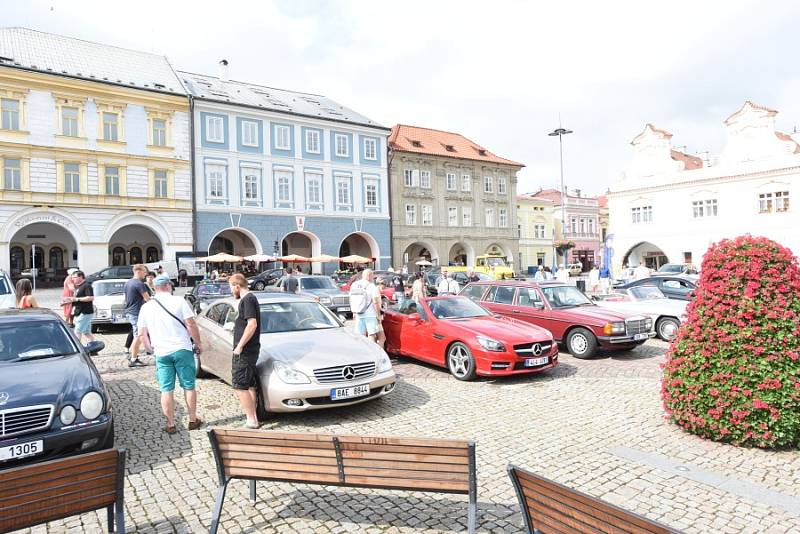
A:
[562,232,599,239]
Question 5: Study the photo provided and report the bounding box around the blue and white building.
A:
[180,67,391,273]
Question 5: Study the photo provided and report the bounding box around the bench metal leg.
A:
[115,497,125,534]
[467,498,476,534]
[209,482,228,534]
[107,504,114,533]
[467,442,477,534]
[249,479,257,503]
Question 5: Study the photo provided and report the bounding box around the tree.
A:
[662,235,800,448]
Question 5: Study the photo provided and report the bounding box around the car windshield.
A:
[94,281,126,296]
[541,286,593,308]
[0,321,79,362]
[428,297,491,319]
[196,283,231,296]
[0,277,10,295]
[658,264,683,273]
[485,257,507,267]
[259,302,340,333]
[300,277,336,290]
[630,286,666,300]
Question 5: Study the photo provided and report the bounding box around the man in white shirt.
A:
[437,268,451,295]
[350,269,381,341]
[138,275,203,434]
[633,263,651,281]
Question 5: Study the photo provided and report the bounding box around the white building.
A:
[607,101,800,271]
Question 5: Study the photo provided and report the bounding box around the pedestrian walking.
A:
[138,275,203,434]
[69,271,95,344]
[350,269,381,342]
[437,268,451,295]
[61,267,77,326]
[599,264,611,293]
[375,278,388,348]
[466,268,480,283]
[124,264,150,367]
[282,268,299,293]
[411,272,425,301]
[447,272,460,295]
[228,273,262,429]
[15,278,38,309]
[390,270,405,306]
[588,264,600,294]
[534,266,545,282]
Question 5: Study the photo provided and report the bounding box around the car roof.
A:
[0,308,61,323]
[466,279,567,288]
[93,278,128,283]
[253,291,317,304]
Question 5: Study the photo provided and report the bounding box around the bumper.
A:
[91,314,130,325]
[263,370,397,412]
[321,303,352,315]
[597,332,656,346]
[0,414,113,468]
[476,343,559,376]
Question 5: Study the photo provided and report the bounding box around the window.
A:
[446,173,457,190]
[274,125,290,149]
[305,129,320,153]
[491,285,515,305]
[589,219,596,235]
[152,119,166,146]
[104,166,120,196]
[305,173,323,210]
[498,177,507,194]
[64,162,80,193]
[206,116,224,143]
[579,218,586,234]
[335,176,351,209]
[154,169,168,198]
[206,163,226,201]
[3,159,21,190]
[404,169,419,187]
[62,107,79,137]
[776,191,790,212]
[571,217,578,234]
[642,205,653,222]
[335,134,349,157]
[462,174,471,192]
[422,205,432,226]
[448,206,458,226]
[534,223,545,239]
[485,208,495,227]
[462,207,472,227]
[1,99,19,130]
[692,199,718,218]
[241,168,260,204]
[759,193,772,213]
[241,120,259,147]
[420,170,431,189]
[102,112,119,141]
[406,204,417,225]
[484,176,493,193]
[365,180,378,208]
[364,138,377,160]
[631,207,641,223]
[276,170,293,206]
[499,208,508,227]
[518,288,543,308]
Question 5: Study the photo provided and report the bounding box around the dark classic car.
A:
[615,275,698,301]
[0,309,113,468]
[184,281,232,313]
[247,268,285,290]
[276,275,352,316]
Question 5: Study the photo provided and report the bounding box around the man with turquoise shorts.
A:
[138,275,204,434]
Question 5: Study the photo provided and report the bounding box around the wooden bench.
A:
[507,464,681,533]
[0,449,126,534]
[207,428,476,534]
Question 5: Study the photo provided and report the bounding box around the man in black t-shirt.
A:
[229,273,262,429]
[70,271,95,344]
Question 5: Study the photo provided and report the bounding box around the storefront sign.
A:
[13,213,73,229]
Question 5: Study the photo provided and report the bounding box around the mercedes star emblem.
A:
[0,392,8,406]
[342,366,356,380]
[531,344,543,356]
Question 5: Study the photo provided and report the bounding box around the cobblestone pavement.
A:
[14,290,800,533]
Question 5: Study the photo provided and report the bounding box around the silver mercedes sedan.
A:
[194,292,396,414]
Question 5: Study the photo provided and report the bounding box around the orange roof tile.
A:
[775,131,800,154]
[389,124,524,167]
[724,100,778,125]
[670,150,703,170]
[597,195,608,208]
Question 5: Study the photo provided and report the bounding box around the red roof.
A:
[670,150,703,170]
[597,195,608,208]
[724,101,778,125]
[389,124,524,167]
[775,131,800,154]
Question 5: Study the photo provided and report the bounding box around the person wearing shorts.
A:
[138,275,204,434]
[124,264,150,367]
[70,271,95,344]
[350,269,381,341]
[229,273,262,429]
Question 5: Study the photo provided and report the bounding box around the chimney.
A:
[575,188,581,197]
[218,59,229,81]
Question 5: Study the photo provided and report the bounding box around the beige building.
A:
[517,194,554,273]
[388,125,523,271]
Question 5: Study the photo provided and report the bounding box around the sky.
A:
[6,0,800,195]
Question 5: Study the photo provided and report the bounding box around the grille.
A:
[333,295,349,307]
[110,304,125,313]
[1,405,53,438]
[513,342,553,357]
[625,319,649,336]
[313,362,376,384]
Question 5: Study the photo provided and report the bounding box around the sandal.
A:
[165,425,177,434]
[188,418,203,430]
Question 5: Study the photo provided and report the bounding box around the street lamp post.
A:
[548,126,573,271]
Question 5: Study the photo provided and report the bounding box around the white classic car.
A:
[91,278,130,329]
[0,271,14,308]
[593,285,687,341]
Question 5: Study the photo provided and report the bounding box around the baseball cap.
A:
[153,274,171,286]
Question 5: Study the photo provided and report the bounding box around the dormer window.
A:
[444,144,455,152]
[477,148,487,156]
[411,140,422,148]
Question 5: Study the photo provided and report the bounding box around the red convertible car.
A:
[382,296,558,380]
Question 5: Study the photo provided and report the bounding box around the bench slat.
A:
[0,449,116,485]
[218,443,337,458]
[215,429,335,443]
[226,467,342,485]
[0,490,117,533]
[340,449,469,465]
[342,457,469,473]
[525,494,632,534]
[344,466,469,483]
[0,472,115,508]
[221,450,339,467]
[223,459,340,476]
[339,442,470,457]
[342,474,469,493]
[216,436,336,450]
[337,435,470,449]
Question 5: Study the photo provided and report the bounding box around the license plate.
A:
[524,356,549,367]
[634,333,649,341]
[339,307,351,312]
[113,314,126,323]
[331,384,370,400]
[0,440,44,462]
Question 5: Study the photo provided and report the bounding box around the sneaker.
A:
[188,418,203,430]
[129,358,145,368]
[243,421,260,429]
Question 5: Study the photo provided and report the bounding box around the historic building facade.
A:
[182,68,391,273]
[531,188,601,271]
[0,28,192,278]
[388,125,522,271]
[607,101,800,271]
[516,194,554,273]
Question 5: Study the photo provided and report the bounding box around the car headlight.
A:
[476,335,506,352]
[645,317,653,329]
[603,322,626,335]
[377,353,392,373]
[273,361,311,384]
[319,296,332,305]
[59,405,76,425]
[80,391,104,420]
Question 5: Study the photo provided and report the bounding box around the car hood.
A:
[94,295,124,309]
[258,327,384,371]
[597,299,687,320]
[441,315,553,343]
[0,353,99,409]
[551,304,640,324]
[301,288,343,298]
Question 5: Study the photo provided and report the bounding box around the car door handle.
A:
[512,309,520,313]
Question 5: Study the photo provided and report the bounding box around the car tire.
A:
[254,281,265,291]
[656,317,680,341]
[566,328,597,359]
[256,385,269,421]
[194,353,210,378]
[446,342,477,381]
[101,421,115,449]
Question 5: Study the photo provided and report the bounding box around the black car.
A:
[85,265,134,285]
[247,268,284,290]
[184,280,233,313]
[0,309,113,468]
[616,275,698,301]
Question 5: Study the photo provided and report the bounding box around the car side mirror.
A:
[85,340,105,355]
[223,322,235,332]
[407,313,421,323]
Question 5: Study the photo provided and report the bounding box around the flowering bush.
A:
[662,235,800,448]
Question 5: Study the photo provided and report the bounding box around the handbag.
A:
[152,297,197,353]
